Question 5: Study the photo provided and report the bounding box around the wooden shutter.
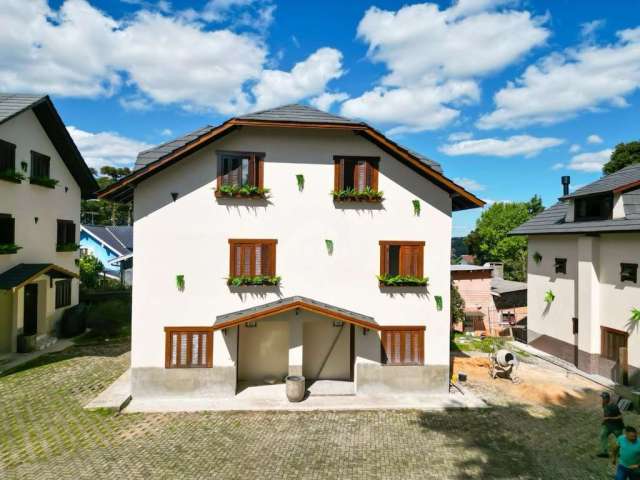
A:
[229,240,277,277]
[381,327,425,365]
[55,280,72,308]
[0,139,16,172]
[0,214,14,245]
[165,328,213,368]
[601,327,628,361]
[31,151,50,178]
[379,241,424,277]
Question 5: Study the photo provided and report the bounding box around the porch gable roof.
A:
[214,296,380,331]
[0,263,78,290]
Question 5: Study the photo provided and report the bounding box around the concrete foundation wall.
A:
[131,366,236,399]
[355,363,449,394]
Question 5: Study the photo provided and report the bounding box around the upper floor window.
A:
[621,263,638,283]
[0,213,19,254]
[56,220,77,252]
[228,239,279,286]
[30,151,58,188]
[216,151,266,198]
[378,241,427,286]
[554,258,567,274]
[574,194,612,222]
[0,139,16,172]
[333,156,381,201]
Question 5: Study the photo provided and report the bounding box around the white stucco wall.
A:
[131,126,453,369]
[0,109,80,346]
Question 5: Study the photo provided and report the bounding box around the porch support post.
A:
[288,316,303,376]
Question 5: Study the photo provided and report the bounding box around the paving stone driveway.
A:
[0,340,627,479]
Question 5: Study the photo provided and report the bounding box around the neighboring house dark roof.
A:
[450,264,492,272]
[0,93,98,198]
[100,104,481,210]
[0,264,77,290]
[214,295,380,330]
[81,225,133,256]
[491,277,527,295]
[561,163,640,200]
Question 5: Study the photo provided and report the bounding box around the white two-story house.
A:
[0,94,97,353]
[512,167,640,386]
[100,105,483,400]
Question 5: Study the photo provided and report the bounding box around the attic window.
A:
[574,193,613,222]
[30,151,50,178]
[621,263,638,283]
[554,258,567,274]
[217,152,263,189]
[332,156,381,201]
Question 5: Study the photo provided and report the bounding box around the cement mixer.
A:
[489,348,520,383]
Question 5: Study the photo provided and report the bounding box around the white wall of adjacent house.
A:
[0,109,80,349]
[131,126,453,370]
[527,233,640,370]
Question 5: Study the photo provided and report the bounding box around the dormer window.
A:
[554,258,567,274]
[621,263,638,283]
[574,193,612,222]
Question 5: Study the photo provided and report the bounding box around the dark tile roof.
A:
[624,189,640,219]
[216,296,374,325]
[82,225,133,256]
[237,104,362,125]
[561,163,640,199]
[0,93,98,197]
[491,277,527,295]
[0,264,76,290]
[135,125,215,171]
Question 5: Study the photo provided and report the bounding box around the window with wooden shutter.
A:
[57,220,76,246]
[0,139,16,172]
[30,151,50,178]
[0,214,15,245]
[379,241,424,277]
[217,152,264,188]
[601,327,628,362]
[165,328,213,368]
[380,327,425,365]
[228,239,277,277]
[55,279,72,309]
[333,156,379,192]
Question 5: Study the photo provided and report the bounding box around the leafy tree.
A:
[81,166,132,226]
[451,283,465,324]
[79,255,104,289]
[603,141,640,175]
[465,196,543,281]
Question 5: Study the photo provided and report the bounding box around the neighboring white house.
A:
[100,104,483,400]
[0,94,98,353]
[511,168,640,385]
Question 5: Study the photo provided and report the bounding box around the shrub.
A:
[59,303,88,338]
[86,300,131,337]
[79,255,104,289]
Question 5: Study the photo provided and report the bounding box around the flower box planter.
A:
[56,243,80,252]
[0,169,26,184]
[331,189,384,203]
[0,244,22,255]
[227,275,281,287]
[215,185,270,199]
[377,274,429,287]
[286,375,306,402]
[30,176,59,189]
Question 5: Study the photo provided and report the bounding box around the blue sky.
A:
[3,0,640,235]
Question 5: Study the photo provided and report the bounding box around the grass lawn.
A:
[0,337,634,479]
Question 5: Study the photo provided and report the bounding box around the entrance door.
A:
[24,284,38,336]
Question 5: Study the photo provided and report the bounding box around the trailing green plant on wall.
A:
[296,174,304,191]
[533,252,543,264]
[325,239,334,255]
[632,308,640,321]
[412,199,421,216]
[21,161,28,172]
[176,275,185,292]
[544,290,555,303]
[227,275,281,287]
[435,295,443,311]
[377,274,428,287]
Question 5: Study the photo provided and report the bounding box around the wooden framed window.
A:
[30,151,50,178]
[0,139,16,172]
[57,220,76,245]
[228,239,277,277]
[381,326,425,365]
[55,279,72,309]
[554,258,567,274]
[0,214,15,245]
[379,241,424,277]
[621,263,638,283]
[217,151,264,188]
[601,327,628,362]
[334,156,379,192]
[165,328,213,368]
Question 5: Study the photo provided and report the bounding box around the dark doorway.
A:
[24,284,38,336]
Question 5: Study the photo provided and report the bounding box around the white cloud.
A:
[340,1,548,132]
[0,0,335,115]
[453,177,486,191]
[448,131,474,142]
[580,19,604,44]
[478,27,640,129]
[67,126,153,169]
[309,92,349,112]
[251,48,344,111]
[569,144,581,153]
[440,135,564,157]
[551,162,565,171]
[567,149,613,172]
[587,134,603,144]
[202,0,256,22]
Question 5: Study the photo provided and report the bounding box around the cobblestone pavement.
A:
[0,341,632,479]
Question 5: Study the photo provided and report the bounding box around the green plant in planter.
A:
[56,243,80,252]
[0,243,22,254]
[325,239,334,255]
[176,275,185,292]
[296,174,304,191]
[216,184,270,197]
[532,251,543,264]
[331,186,384,202]
[227,275,281,287]
[544,290,555,303]
[0,169,26,183]
[435,295,443,311]
[412,199,421,216]
[30,176,59,189]
[377,274,429,287]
